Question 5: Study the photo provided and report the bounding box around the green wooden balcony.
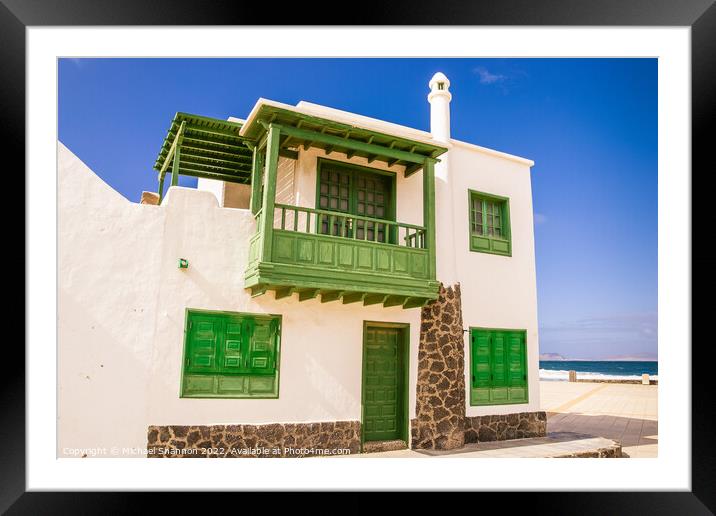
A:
[149,109,446,308]
[239,105,448,309]
[245,204,439,308]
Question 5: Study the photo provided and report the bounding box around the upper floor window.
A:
[468,190,511,256]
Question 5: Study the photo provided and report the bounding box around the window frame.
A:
[467,189,512,257]
[468,326,528,407]
[180,308,282,399]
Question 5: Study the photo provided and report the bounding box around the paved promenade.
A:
[540,381,658,458]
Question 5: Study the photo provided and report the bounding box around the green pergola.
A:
[153,112,255,201]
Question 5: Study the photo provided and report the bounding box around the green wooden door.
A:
[470,328,528,405]
[354,171,391,243]
[362,325,404,442]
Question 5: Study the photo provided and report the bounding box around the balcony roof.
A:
[240,98,448,172]
[153,112,255,184]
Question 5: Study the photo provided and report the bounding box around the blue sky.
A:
[58,58,657,360]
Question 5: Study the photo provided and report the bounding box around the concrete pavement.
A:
[540,381,658,458]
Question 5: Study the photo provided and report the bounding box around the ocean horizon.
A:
[539,360,658,381]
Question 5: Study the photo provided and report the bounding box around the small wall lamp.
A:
[178,258,189,269]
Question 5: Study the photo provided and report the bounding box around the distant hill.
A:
[603,353,658,361]
[539,353,566,361]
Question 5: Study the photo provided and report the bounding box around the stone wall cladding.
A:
[147,421,361,458]
[463,411,547,443]
[412,283,466,450]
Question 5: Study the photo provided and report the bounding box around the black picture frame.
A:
[5,0,714,512]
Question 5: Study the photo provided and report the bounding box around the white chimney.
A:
[427,72,457,286]
[428,72,451,142]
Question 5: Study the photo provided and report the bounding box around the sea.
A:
[539,360,658,382]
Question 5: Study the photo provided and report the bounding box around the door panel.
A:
[363,325,404,442]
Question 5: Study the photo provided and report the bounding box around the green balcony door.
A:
[317,160,394,243]
[362,324,406,443]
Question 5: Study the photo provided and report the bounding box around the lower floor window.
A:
[470,328,527,406]
[181,309,281,398]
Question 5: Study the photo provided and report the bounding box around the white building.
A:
[58,72,543,457]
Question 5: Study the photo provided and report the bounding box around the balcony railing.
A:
[273,204,426,249]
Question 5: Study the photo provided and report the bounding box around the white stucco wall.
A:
[447,141,540,416]
[58,123,539,457]
[58,143,421,457]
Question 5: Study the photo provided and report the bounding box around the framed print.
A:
[7,0,715,511]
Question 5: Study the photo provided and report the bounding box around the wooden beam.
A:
[250,146,263,215]
[298,288,320,302]
[180,144,251,162]
[403,297,427,309]
[179,136,246,152]
[157,172,166,203]
[363,293,387,306]
[383,295,408,308]
[160,120,186,174]
[171,146,181,186]
[272,123,428,165]
[274,286,294,300]
[178,158,244,174]
[250,285,267,297]
[279,148,299,160]
[320,290,343,303]
[423,158,437,279]
[342,292,365,304]
[173,167,250,184]
[324,145,334,155]
[258,124,281,262]
[404,162,422,178]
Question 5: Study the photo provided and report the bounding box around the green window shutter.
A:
[219,316,246,372]
[507,331,528,403]
[182,310,281,399]
[507,332,526,386]
[470,329,491,405]
[470,328,528,406]
[490,331,508,387]
[489,331,509,403]
[185,314,221,373]
[245,318,279,374]
[472,330,491,388]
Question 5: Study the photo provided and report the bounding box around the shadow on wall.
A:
[304,353,361,420]
[58,289,152,457]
